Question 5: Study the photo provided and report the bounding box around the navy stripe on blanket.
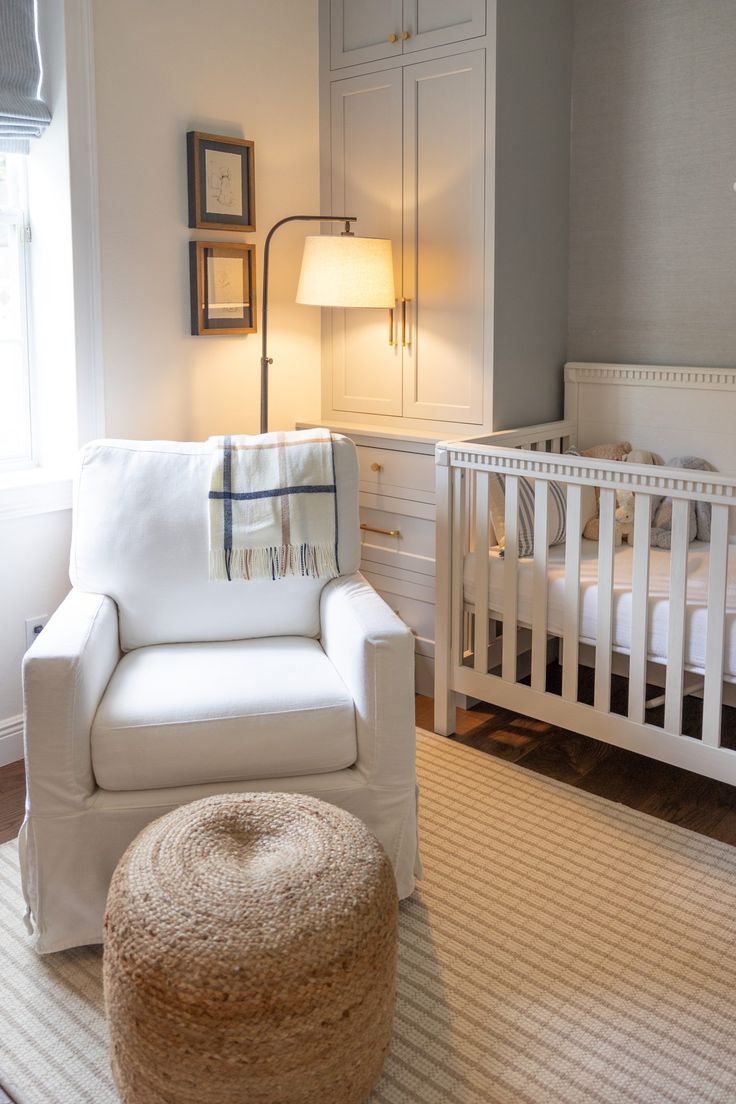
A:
[330,435,340,574]
[223,435,233,581]
[209,484,337,502]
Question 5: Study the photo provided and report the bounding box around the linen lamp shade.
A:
[296,235,395,308]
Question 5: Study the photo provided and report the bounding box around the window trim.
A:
[0,156,35,473]
[0,0,104,518]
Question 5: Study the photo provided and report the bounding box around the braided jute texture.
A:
[103,792,398,1104]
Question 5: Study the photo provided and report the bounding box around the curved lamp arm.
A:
[260,214,356,434]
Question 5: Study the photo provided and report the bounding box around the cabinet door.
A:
[402,0,486,54]
[402,51,486,424]
[330,0,403,70]
[330,71,403,417]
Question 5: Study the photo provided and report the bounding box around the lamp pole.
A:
[260,214,356,434]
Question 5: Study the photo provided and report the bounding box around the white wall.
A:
[92,0,322,440]
[0,0,321,738]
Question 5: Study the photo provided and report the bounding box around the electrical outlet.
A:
[25,615,49,650]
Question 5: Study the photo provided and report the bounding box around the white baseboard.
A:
[0,716,23,768]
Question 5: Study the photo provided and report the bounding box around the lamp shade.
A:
[296,235,395,308]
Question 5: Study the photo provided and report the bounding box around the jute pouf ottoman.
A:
[103,792,398,1104]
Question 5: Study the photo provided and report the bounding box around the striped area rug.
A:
[2,730,736,1103]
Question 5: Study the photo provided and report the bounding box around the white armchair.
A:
[20,436,419,953]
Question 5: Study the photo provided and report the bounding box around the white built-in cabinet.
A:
[317,0,572,689]
[329,50,486,426]
[331,0,486,70]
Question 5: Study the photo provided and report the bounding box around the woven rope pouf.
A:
[103,792,398,1104]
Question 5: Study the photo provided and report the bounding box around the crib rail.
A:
[435,434,736,786]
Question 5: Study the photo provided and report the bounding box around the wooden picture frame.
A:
[189,241,256,336]
[187,131,255,232]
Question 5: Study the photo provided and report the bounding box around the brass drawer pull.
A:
[399,30,410,40]
[388,32,398,42]
[360,523,401,538]
[370,462,383,473]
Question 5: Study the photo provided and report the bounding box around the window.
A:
[0,154,33,470]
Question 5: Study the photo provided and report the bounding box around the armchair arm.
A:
[23,589,121,814]
[320,573,415,785]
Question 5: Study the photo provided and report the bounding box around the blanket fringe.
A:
[210,544,338,582]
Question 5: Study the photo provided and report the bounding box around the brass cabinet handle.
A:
[388,305,395,345]
[360,523,401,538]
[370,462,383,473]
[401,297,411,347]
[388,32,398,42]
[399,30,410,40]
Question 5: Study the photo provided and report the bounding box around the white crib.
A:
[434,362,736,786]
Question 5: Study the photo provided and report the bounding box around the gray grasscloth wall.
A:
[492,0,573,429]
[568,0,736,367]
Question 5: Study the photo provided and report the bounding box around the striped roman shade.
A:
[0,0,50,153]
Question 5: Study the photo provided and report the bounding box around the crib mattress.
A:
[463,540,736,679]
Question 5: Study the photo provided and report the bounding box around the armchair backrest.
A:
[70,436,360,650]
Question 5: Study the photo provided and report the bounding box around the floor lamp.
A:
[259,215,395,433]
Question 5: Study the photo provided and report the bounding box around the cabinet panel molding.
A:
[403,0,486,54]
[330,0,403,69]
[402,50,486,424]
[329,70,403,416]
[330,0,485,69]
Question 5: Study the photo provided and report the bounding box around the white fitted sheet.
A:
[464,540,736,678]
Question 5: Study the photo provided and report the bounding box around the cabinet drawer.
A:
[356,445,435,499]
[359,506,434,560]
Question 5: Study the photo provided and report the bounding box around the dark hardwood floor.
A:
[0,759,23,846]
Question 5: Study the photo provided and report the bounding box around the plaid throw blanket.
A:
[208,429,339,582]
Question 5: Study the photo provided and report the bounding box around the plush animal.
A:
[614,489,636,543]
[624,448,664,467]
[582,441,632,463]
[611,450,662,544]
[650,456,716,549]
[580,442,633,543]
[582,447,661,545]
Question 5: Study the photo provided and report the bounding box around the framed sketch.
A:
[187,131,255,232]
[189,241,256,336]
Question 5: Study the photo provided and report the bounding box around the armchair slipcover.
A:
[20,436,419,953]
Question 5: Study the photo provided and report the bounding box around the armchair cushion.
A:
[91,638,357,791]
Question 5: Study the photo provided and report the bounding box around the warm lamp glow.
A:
[296,235,395,308]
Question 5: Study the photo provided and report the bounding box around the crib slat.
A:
[531,479,549,691]
[701,504,730,747]
[474,471,491,673]
[450,468,466,670]
[628,493,652,723]
[502,475,519,682]
[594,488,616,712]
[562,484,582,701]
[663,497,690,736]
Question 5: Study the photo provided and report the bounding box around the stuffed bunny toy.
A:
[610,449,662,544]
[613,489,635,544]
[650,456,716,548]
[580,441,633,542]
[583,445,659,545]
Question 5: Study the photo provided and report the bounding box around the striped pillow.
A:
[489,475,567,558]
